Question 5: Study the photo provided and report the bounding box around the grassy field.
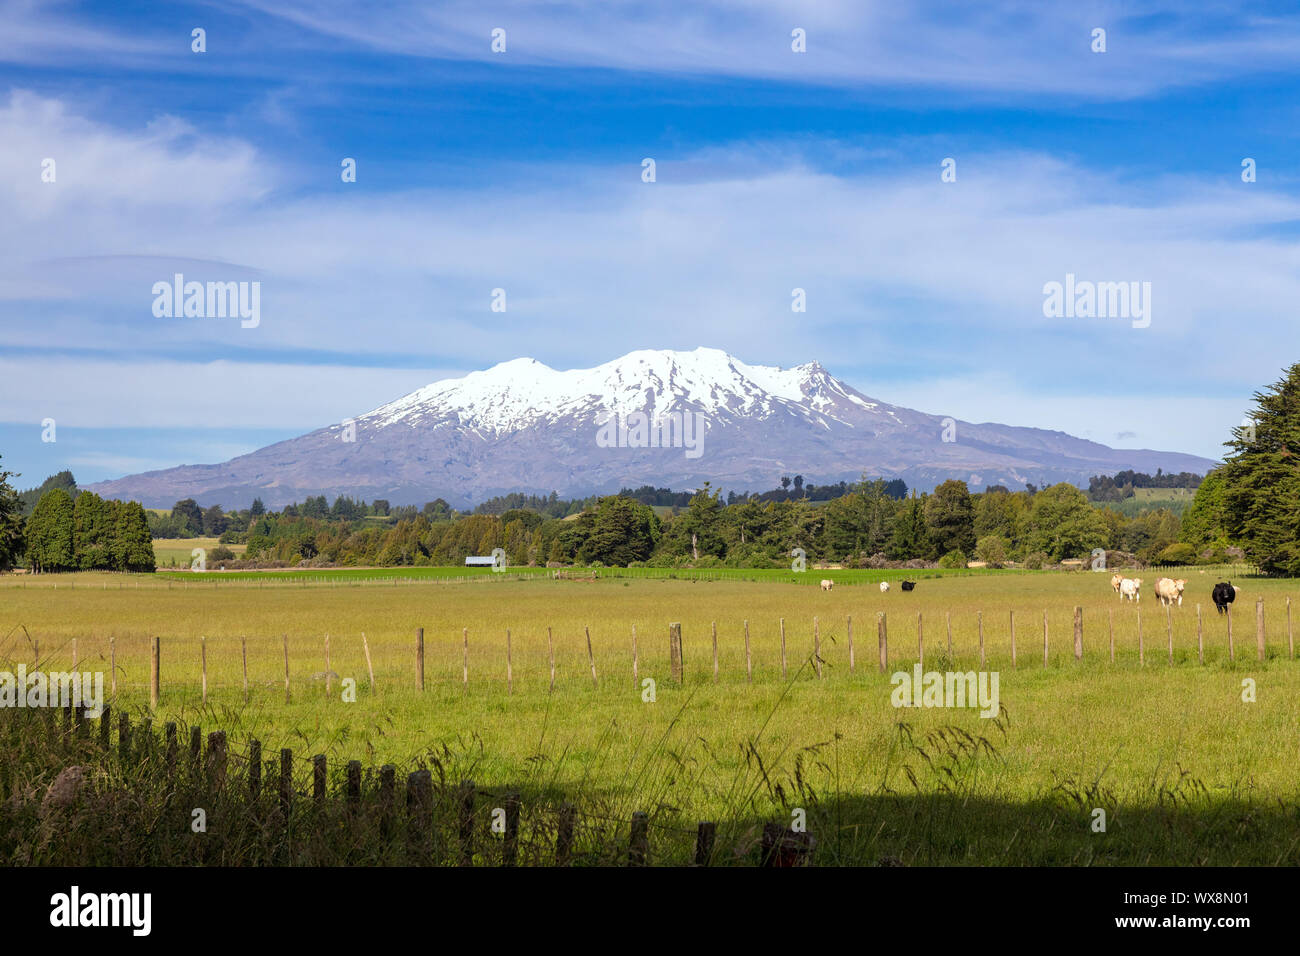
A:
[151,537,246,569]
[4,566,1298,864]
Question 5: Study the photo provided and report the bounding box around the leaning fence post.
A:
[1256,598,1266,661]
[629,811,649,866]
[1073,606,1083,661]
[586,627,598,689]
[362,631,375,691]
[878,612,888,673]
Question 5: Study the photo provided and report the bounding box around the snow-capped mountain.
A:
[87,348,1217,509]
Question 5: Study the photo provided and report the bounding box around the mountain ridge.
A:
[86,348,1218,509]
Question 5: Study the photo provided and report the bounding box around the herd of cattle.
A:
[1109,573,1240,614]
[818,574,1242,615]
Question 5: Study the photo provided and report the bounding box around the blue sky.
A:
[3,0,1300,490]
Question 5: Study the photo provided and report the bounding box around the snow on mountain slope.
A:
[85,347,1218,509]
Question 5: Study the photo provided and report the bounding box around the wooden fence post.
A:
[878,612,888,673]
[1197,605,1204,664]
[1256,598,1265,662]
[406,769,432,862]
[917,611,923,669]
[586,627,598,689]
[506,629,513,696]
[242,637,249,703]
[110,637,116,698]
[712,621,718,683]
[779,618,787,680]
[503,792,520,867]
[379,765,395,838]
[463,628,470,688]
[1042,611,1049,668]
[313,754,327,802]
[1138,609,1144,666]
[1073,606,1083,661]
[279,749,294,819]
[99,705,111,750]
[189,727,202,774]
[1010,610,1016,668]
[945,611,952,659]
[669,623,684,683]
[201,637,208,704]
[814,617,822,679]
[164,722,177,770]
[631,625,639,688]
[548,626,556,691]
[282,634,290,703]
[744,620,752,684]
[629,811,649,867]
[150,636,160,709]
[848,616,855,673]
[556,803,575,866]
[1166,606,1173,665]
[207,731,227,790]
[325,634,332,695]
[362,632,375,691]
[249,739,262,801]
[695,821,716,866]
[978,611,984,669]
[1288,597,1294,659]
[346,760,361,812]
[416,627,425,692]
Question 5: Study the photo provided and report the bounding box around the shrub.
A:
[937,549,967,569]
[974,535,1008,568]
[1023,551,1048,570]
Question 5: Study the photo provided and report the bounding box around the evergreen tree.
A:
[888,492,930,560]
[1219,364,1300,574]
[0,457,25,570]
[27,487,75,572]
[924,480,976,558]
[73,490,115,569]
[113,500,156,572]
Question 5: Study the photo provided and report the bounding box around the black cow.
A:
[900,580,916,591]
[1212,581,1235,615]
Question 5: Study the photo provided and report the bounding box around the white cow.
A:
[1119,577,1142,602]
[820,579,833,591]
[1110,573,1124,593]
[879,581,890,593]
[1154,577,1186,607]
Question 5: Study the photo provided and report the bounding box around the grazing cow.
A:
[901,580,916,591]
[820,579,833,591]
[1110,573,1124,593]
[880,581,890,593]
[1119,577,1142,602]
[1212,581,1236,615]
[1154,577,1187,607]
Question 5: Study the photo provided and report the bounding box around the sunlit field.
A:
[5,566,1298,864]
